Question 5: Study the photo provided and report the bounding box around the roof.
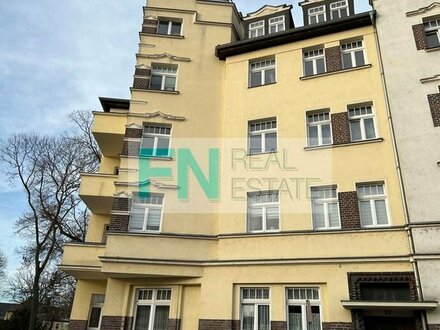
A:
[0,303,19,318]
[99,97,130,113]
[243,4,293,20]
[216,11,374,60]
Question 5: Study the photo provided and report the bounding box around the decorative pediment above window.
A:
[115,180,178,190]
[420,73,440,83]
[244,4,292,20]
[126,123,143,130]
[406,2,440,16]
[144,111,186,121]
[137,53,191,62]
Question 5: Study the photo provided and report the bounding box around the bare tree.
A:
[0,110,100,330]
[0,249,6,290]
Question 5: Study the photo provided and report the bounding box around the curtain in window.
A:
[312,204,325,228]
[375,200,388,224]
[257,305,270,330]
[153,306,169,330]
[266,207,279,230]
[134,306,151,330]
[129,207,146,231]
[288,306,303,330]
[328,203,340,227]
[359,201,373,226]
[242,305,255,330]
[249,207,263,231]
[264,69,276,84]
[147,208,162,231]
[310,306,321,330]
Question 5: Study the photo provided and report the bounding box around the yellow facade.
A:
[61,1,428,329]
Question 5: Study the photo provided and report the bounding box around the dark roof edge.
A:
[99,97,130,113]
[216,11,375,60]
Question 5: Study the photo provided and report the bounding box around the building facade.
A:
[370,0,440,327]
[61,0,438,329]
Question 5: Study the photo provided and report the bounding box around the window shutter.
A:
[338,191,361,229]
[325,46,342,72]
[142,17,158,34]
[428,93,440,127]
[331,112,351,144]
[412,24,428,50]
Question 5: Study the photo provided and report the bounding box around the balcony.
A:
[60,243,105,279]
[92,112,126,157]
[79,173,117,214]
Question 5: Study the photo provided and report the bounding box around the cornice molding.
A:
[406,2,440,16]
[137,53,191,62]
[420,73,440,83]
[115,180,179,190]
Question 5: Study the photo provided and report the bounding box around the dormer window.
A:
[249,20,265,38]
[269,16,285,34]
[330,1,348,20]
[308,6,326,25]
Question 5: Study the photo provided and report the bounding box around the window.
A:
[150,65,177,91]
[129,193,164,232]
[357,183,389,227]
[341,40,365,69]
[88,294,104,330]
[249,58,276,87]
[241,288,270,330]
[311,186,340,230]
[247,191,279,232]
[286,288,321,330]
[424,18,440,48]
[248,118,277,154]
[308,6,326,25]
[348,104,376,141]
[330,0,348,20]
[249,20,265,38]
[269,16,285,34]
[307,112,332,146]
[157,20,182,36]
[303,48,326,76]
[140,124,171,157]
[133,289,171,330]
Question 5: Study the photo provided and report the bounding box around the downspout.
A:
[369,11,428,329]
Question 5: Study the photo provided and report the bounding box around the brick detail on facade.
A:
[412,24,428,50]
[331,112,351,145]
[168,319,181,330]
[108,214,130,232]
[322,322,354,330]
[100,316,133,330]
[69,320,87,330]
[428,93,440,127]
[325,46,343,72]
[198,319,240,330]
[112,196,130,212]
[125,127,143,139]
[338,191,361,229]
[133,77,150,90]
[271,321,287,330]
[121,140,141,156]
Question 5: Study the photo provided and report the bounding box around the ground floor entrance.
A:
[364,316,416,330]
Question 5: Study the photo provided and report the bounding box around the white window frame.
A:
[248,118,277,154]
[357,183,390,228]
[141,124,172,157]
[247,191,280,233]
[241,288,271,330]
[269,16,285,34]
[129,193,164,233]
[348,104,377,142]
[133,288,172,330]
[286,288,322,330]
[306,111,332,146]
[249,58,276,87]
[303,48,326,76]
[308,6,326,25]
[330,0,348,20]
[157,19,182,36]
[424,18,440,48]
[87,294,105,330]
[341,40,366,69]
[249,20,265,38]
[310,186,341,230]
[150,65,178,91]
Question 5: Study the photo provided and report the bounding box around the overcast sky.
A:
[0,0,371,299]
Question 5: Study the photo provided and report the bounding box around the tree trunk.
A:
[28,267,40,330]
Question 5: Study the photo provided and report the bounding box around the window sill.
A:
[304,138,383,151]
[131,88,180,95]
[300,64,372,80]
[425,46,440,52]
[248,81,277,89]
[247,151,278,157]
[139,32,185,39]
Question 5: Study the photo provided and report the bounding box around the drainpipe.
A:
[369,11,428,329]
